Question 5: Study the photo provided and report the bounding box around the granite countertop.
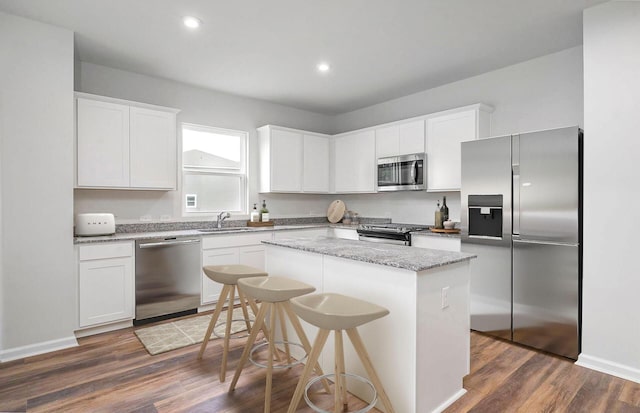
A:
[73,224,331,244]
[263,236,475,272]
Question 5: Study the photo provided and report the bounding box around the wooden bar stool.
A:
[197,264,267,382]
[229,276,331,413]
[287,293,396,413]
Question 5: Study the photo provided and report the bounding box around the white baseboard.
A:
[432,388,467,413]
[0,336,78,362]
[576,353,640,384]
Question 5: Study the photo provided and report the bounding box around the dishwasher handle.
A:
[138,238,201,249]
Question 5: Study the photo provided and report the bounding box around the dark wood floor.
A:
[1,312,639,412]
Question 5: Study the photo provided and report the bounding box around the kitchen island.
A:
[263,237,475,413]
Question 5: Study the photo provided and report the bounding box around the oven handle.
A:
[358,235,409,246]
[139,239,201,249]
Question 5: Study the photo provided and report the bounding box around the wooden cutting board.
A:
[327,200,346,223]
[429,228,460,234]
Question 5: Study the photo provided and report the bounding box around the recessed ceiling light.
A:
[317,63,330,73]
[183,16,201,29]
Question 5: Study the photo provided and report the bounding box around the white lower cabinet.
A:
[411,235,461,252]
[77,242,134,328]
[328,227,359,240]
[200,233,271,305]
[273,228,328,239]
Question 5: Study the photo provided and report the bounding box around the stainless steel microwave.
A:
[377,153,426,191]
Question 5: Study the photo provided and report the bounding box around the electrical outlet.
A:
[441,286,450,309]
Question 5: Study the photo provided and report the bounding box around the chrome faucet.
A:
[216,211,231,229]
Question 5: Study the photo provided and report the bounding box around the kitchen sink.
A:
[198,227,253,233]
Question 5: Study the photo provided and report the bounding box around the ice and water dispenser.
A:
[468,195,503,238]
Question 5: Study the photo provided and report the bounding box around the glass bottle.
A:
[441,196,449,222]
[260,200,270,222]
[250,203,259,223]
[435,200,443,229]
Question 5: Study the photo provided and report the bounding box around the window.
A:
[182,123,248,215]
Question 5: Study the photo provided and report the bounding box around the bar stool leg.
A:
[334,330,348,413]
[277,304,292,365]
[198,285,231,359]
[246,295,280,361]
[229,302,268,391]
[287,329,330,413]
[265,302,277,413]
[346,328,396,413]
[219,284,237,382]
[282,302,332,394]
[237,287,253,332]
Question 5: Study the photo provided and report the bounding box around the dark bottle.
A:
[441,196,449,222]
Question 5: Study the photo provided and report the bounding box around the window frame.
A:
[181,123,249,217]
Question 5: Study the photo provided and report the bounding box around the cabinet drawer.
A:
[78,242,133,261]
[202,232,272,249]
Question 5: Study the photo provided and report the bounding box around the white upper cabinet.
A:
[129,107,177,189]
[375,119,425,158]
[303,134,330,192]
[77,98,130,187]
[425,104,492,192]
[75,93,179,190]
[258,125,329,193]
[334,130,376,193]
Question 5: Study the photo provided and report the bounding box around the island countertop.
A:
[263,236,475,272]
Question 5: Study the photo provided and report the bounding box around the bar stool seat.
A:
[287,293,396,413]
[238,276,315,303]
[203,264,267,285]
[290,293,389,330]
[229,276,330,413]
[198,264,268,383]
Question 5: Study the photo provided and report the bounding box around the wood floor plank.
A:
[3,318,640,413]
[566,369,625,412]
[620,380,640,407]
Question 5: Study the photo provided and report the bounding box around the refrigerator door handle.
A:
[512,165,520,235]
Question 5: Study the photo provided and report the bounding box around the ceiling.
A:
[0,0,606,115]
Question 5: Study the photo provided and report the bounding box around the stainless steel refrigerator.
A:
[461,126,582,359]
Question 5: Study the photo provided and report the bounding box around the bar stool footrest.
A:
[304,373,377,413]
[249,341,307,369]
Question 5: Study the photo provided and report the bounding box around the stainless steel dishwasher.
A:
[135,237,201,323]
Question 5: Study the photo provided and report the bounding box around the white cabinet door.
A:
[271,128,303,192]
[375,125,399,158]
[129,106,176,189]
[79,256,134,327]
[334,130,376,193]
[411,235,461,252]
[399,120,425,155]
[201,247,240,305]
[77,98,130,187]
[303,134,330,192]
[376,120,425,158]
[238,245,266,270]
[426,110,478,191]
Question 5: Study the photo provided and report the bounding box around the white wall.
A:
[333,47,584,224]
[0,12,76,356]
[74,62,335,222]
[578,1,640,382]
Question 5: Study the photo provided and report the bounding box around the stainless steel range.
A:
[357,223,429,246]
